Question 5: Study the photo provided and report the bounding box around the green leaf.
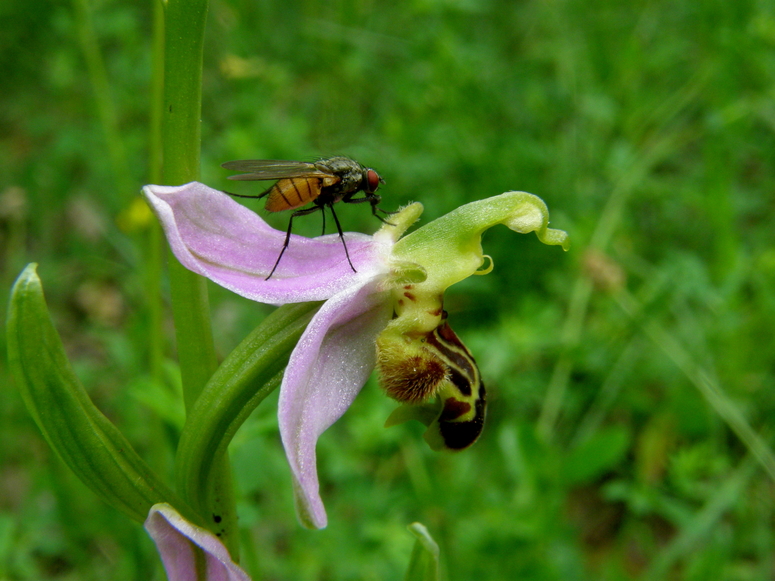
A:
[404,522,440,581]
[6,264,197,525]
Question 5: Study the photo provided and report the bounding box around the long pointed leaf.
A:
[7,264,197,525]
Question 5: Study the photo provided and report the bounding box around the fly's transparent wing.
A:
[222,160,333,181]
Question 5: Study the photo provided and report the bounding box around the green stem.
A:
[162,0,207,188]
[163,0,215,411]
[148,0,165,383]
[160,0,241,559]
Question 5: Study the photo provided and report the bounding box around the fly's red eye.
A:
[366,169,381,193]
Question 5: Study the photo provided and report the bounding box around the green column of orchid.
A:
[161,0,240,559]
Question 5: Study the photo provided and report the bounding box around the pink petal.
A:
[278,279,393,529]
[145,504,251,581]
[142,183,390,303]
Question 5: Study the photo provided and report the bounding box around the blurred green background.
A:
[3,0,775,579]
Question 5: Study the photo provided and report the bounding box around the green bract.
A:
[174,302,320,524]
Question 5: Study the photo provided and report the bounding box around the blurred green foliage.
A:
[3,0,775,579]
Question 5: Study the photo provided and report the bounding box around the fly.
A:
[222,156,392,279]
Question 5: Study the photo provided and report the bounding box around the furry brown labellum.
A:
[377,343,448,403]
[377,312,486,451]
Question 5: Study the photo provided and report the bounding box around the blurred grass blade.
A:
[6,264,196,525]
[615,289,775,482]
[404,522,440,581]
[72,0,133,201]
[642,454,757,581]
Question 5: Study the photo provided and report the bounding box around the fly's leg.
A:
[266,205,322,280]
[342,192,397,225]
[223,183,275,200]
[329,204,356,273]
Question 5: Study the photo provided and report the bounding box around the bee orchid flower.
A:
[143,181,568,529]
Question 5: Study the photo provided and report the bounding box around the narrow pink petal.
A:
[145,504,251,581]
[278,280,393,529]
[142,183,390,303]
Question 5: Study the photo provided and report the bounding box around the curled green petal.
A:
[393,191,569,293]
[7,264,196,525]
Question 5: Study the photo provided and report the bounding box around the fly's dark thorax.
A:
[316,157,367,199]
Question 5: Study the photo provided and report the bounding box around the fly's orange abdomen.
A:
[265,177,322,212]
